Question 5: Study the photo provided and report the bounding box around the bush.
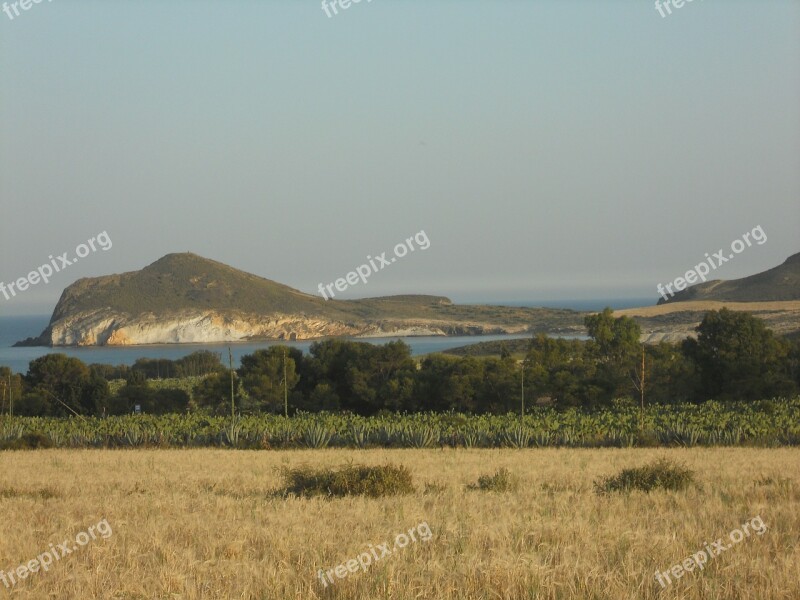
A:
[0,433,54,450]
[0,486,59,499]
[278,463,415,498]
[468,467,518,492]
[594,458,695,494]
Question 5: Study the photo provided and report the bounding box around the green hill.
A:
[658,252,800,304]
[51,253,331,321]
[20,253,587,346]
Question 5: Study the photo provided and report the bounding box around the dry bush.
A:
[278,463,415,498]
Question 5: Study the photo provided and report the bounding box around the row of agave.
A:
[0,397,798,449]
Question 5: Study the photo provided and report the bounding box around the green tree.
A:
[24,354,100,416]
[584,307,641,364]
[193,370,241,415]
[111,381,190,415]
[14,391,50,416]
[175,351,224,377]
[303,340,415,414]
[682,309,796,401]
[642,342,697,404]
[0,367,23,415]
[83,373,112,415]
[523,335,606,407]
[368,341,416,412]
[479,356,518,413]
[584,308,642,403]
[89,363,130,381]
[413,354,483,412]
[238,347,300,413]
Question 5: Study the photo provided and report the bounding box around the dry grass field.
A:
[1,448,798,599]
[617,300,800,317]
[613,300,800,342]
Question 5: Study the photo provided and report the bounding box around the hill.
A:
[49,253,328,320]
[658,252,800,304]
[19,253,585,346]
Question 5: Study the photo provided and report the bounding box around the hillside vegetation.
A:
[660,252,800,304]
[22,253,584,346]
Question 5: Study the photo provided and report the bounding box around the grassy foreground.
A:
[0,448,797,599]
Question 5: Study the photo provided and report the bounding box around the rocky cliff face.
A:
[39,310,358,346]
[33,309,534,346]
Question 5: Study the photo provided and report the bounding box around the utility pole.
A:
[229,347,235,420]
[283,347,288,418]
[520,358,525,419]
[640,345,646,430]
[1,376,7,417]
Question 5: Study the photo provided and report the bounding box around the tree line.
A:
[1,309,798,417]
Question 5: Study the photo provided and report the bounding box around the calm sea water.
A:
[0,299,648,373]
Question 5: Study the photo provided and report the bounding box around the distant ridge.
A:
[19,253,584,347]
[658,252,800,304]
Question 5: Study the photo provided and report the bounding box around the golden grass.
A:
[0,448,797,599]
[615,300,800,318]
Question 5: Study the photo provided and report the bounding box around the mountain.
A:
[18,253,585,347]
[658,252,800,304]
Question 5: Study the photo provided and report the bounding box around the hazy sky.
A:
[1,0,799,316]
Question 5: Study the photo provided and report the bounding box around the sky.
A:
[1,0,799,316]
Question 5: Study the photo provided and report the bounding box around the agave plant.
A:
[657,424,694,447]
[1,397,798,450]
[124,426,144,447]
[347,423,370,448]
[401,425,439,448]
[532,430,552,447]
[503,425,531,449]
[223,417,243,447]
[377,423,402,447]
[459,428,487,449]
[302,423,334,449]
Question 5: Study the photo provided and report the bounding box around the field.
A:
[614,300,800,342]
[1,448,798,599]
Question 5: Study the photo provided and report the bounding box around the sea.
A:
[0,298,652,373]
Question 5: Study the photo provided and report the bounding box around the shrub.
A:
[0,486,59,499]
[468,467,518,492]
[0,433,54,450]
[594,458,695,494]
[278,463,415,498]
